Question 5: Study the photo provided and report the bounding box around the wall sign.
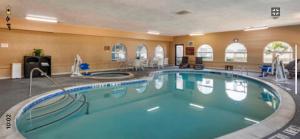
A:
[185,47,194,55]
[104,46,110,51]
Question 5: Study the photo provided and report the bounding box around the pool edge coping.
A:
[80,71,135,80]
[0,69,296,139]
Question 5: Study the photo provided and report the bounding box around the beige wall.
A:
[0,20,299,78]
[0,29,171,78]
[171,25,300,71]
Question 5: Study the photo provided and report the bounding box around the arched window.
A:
[197,44,213,61]
[225,43,247,62]
[263,41,293,64]
[154,45,164,59]
[112,43,127,61]
[136,45,147,59]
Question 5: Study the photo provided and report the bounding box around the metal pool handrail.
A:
[29,68,68,97]
[27,68,90,130]
[28,67,90,112]
[25,94,89,133]
[237,65,249,75]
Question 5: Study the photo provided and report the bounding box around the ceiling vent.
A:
[175,10,191,15]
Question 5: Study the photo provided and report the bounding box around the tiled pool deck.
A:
[0,67,299,139]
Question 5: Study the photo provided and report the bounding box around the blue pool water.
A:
[17,71,279,139]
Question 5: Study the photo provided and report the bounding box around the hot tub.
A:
[84,72,134,80]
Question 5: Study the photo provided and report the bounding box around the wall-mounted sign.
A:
[104,46,110,51]
[188,41,193,46]
[185,47,194,55]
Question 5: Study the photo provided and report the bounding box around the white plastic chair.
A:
[157,58,164,69]
[141,59,148,68]
[164,58,168,67]
[134,59,141,71]
[150,57,158,68]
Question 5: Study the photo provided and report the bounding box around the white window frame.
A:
[112,43,127,61]
[197,44,213,61]
[263,41,293,64]
[136,45,148,59]
[225,43,247,62]
[154,45,164,59]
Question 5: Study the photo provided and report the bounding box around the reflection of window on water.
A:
[155,76,164,90]
[225,80,248,101]
[261,88,279,109]
[197,78,214,95]
[176,73,183,90]
[111,87,127,98]
[136,83,148,93]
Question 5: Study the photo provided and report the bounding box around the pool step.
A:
[32,95,68,110]
[18,94,88,133]
[26,95,75,120]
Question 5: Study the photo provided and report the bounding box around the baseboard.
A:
[205,67,260,73]
[52,72,72,76]
[0,76,11,80]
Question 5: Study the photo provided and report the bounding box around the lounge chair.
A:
[194,57,204,70]
[179,56,190,68]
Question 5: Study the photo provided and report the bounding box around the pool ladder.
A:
[237,65,249,76]
[29,68,89,111]
[229,65,248,79]
[27,68,90,132]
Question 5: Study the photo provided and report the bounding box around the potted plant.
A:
[33,48,43,56]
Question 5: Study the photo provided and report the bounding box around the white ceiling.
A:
[1,0,300,36]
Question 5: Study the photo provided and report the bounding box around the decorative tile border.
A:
[21,79,148,114]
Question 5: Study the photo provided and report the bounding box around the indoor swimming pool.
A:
[16,70,279,139]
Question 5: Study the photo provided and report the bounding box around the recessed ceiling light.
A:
[244,26,269,31]
[189,33,204,36]
[25,14,58,23]
[147,31,160,35]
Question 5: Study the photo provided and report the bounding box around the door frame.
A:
[175,44,184,66]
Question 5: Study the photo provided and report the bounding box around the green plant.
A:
[33,48,43,56]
